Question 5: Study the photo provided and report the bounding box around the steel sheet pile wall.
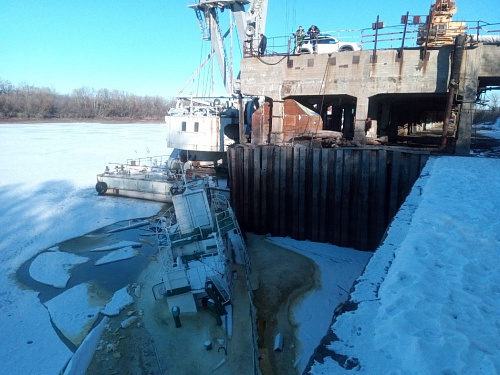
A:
[228,145,429,251]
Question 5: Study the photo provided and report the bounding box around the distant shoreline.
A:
[0,118,164,124]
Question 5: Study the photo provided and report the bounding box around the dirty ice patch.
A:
[95,246,140,265]
[91,240,142,252]
[102,286,134,316]
[44,283,109,346]
[266,236,372,373]
[29,251,90,288]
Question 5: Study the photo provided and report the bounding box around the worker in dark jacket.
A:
[307,25,320,53]
[258,34,267,55]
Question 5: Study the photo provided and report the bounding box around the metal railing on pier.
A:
[243,20,500,57]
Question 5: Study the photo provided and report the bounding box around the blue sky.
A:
[1,0,497,98]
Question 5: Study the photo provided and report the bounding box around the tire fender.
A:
[96,181,108,195]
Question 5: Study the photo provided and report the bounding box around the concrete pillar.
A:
[354,97,369,144]
[456,46,480,155]
[456,101,474,154]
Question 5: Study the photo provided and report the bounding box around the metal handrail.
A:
[245,20,500,57]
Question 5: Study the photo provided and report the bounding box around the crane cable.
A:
[311,56,332,146]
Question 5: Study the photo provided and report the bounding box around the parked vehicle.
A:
[297,33,362,54]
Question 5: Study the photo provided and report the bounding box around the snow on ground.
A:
[29,251,90,288]
[0,123,166,375]
[1,121,499,375]
[308,155,500,373]
[266,237,372,373]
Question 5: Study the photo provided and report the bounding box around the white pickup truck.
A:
[297,33,362,54]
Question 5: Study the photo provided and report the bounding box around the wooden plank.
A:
[243,146,251,230]
[260,147,269,233]
[253,147,262,233]
[228,147,237,211]
[285,146,294,235]
[356,150,370,250]
[319,149,329,242]
[292,146,301,237]
[278,147,287,236]
[230,147,240,219]
[367,149,378,250]
[272,146,281,235]
[349,150,361,249]
[311,148,321,241]
[398,152,410,207]
[371,149,387,250]
[298,146,308,240]
[267,146,276,234]
[388,150,401,220]
[340,149,352,247]
[332,149,344,245]
[302,147,311,239]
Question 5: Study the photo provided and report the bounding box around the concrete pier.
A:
[240,43,500,154]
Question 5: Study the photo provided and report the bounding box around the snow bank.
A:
[311,156,500,374]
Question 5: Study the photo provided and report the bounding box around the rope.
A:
[310,56,332,147]
[256,54,289,65]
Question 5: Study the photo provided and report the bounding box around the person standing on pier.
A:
[294,25,306,53]
[307,25,320,53]
[259,34,267,55]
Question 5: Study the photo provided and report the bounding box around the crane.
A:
[187,0,269,95]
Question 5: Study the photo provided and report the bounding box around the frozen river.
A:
[0,122,169,374]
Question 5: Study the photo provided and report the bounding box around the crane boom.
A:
[187,0,268,94]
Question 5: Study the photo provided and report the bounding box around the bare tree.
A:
[0,78,172,121]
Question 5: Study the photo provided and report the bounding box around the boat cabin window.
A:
[182,121,187,131]
[194,122,199,132]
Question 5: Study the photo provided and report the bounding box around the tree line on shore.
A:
[474,92,500,125]
[1,78,498,125]
[0,79,176,121]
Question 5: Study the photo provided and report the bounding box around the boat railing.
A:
[100,155,177,176]
[125,155,173,168]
